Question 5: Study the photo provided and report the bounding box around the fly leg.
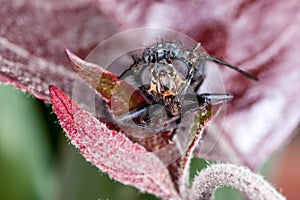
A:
[199,93,233,105]
[182,93,234,116]
[190,74,205,92]
[204,54,258,81]
[116,103,179,132]
[116,106,150,124]
[169,93,233,141]
[168,116,181,142]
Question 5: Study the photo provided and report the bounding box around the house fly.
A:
[117,41,257,140]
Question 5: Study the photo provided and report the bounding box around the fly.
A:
[117,41,258,140]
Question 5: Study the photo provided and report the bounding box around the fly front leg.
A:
[116,103,180,132]
[168,116,182,142]
[199,93,233,105]
[116,105,151,124]
[182,93,233,116]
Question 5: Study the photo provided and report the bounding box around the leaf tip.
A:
[48,84,56,91]
[64,48,82,72]
[49,84,57,99]
[48,85,69,108]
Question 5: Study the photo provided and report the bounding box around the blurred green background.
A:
[0,84,296,200]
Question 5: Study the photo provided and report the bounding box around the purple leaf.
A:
[50,83,285,199]
[49,85,180,200]
[0,0,116,101]
[63,50,214,193]
[200,0,300,168]
[96,0,300,168]
[1,0,299,170]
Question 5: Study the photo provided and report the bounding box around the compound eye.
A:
[172,59,189,80]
